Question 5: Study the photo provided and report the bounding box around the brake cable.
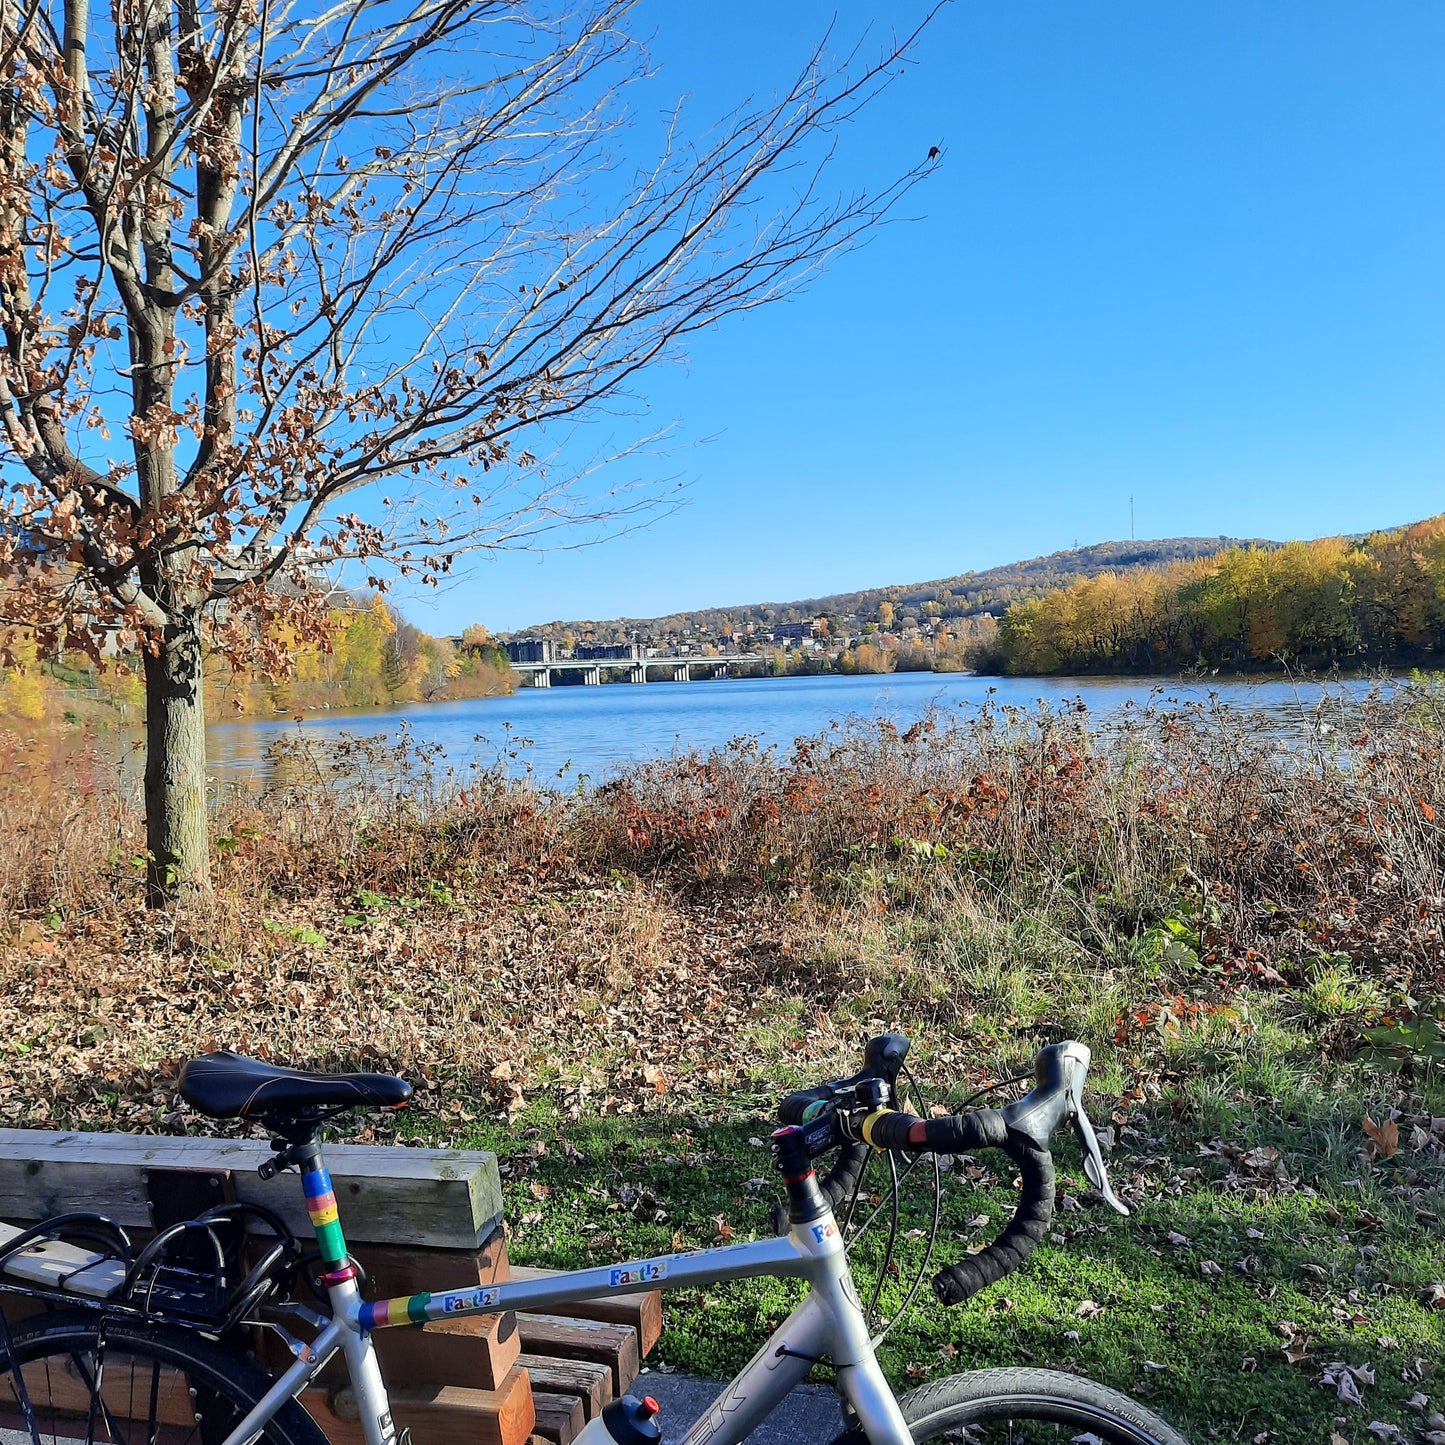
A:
[862,1149,901,1326]
[852,1061,1030,1347]
[867,1058,944,1347]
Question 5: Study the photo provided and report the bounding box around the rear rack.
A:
[0,1202,302,1334]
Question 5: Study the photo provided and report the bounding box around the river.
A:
[202,671,1392,790]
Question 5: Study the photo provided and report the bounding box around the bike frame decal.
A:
[610,1260,667,1286]
[302,1162,349,1266]
[360,1285,501,1332]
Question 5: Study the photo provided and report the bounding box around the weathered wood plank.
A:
[517,1315,639,1396]
[0,1130,503,1249]
[369,1311,521,1394]
[516,1354,611,1419]
[508,1266,662,1356]
[531,1391,585,1445]
[309,1369,535,1445]
[0,1219,125,1297]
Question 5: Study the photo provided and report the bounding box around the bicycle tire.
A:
[842,1367,1191,1445]
[0,1308,331,1445]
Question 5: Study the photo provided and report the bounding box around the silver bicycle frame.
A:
[221,1198,911,1445]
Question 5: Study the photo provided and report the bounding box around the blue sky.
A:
[403,1,1445,635]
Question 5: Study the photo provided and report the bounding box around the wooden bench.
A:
[0,1130,663,1445]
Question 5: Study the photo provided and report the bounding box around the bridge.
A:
[511,653,759,687]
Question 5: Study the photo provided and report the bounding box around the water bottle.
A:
[572,1393,664,1445]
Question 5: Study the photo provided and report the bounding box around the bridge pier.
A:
[533,668,551,688]
[672,664,690,682]
[629,665,647,684]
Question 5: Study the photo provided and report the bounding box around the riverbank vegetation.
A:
[1,690,1442,1442]
[0,594,512,726]
[990,515,1445,675]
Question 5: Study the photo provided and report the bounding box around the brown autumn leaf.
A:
[1281,1332,1311,1365]
[642,1063,667,1095]
[1363,1113,1399,1159]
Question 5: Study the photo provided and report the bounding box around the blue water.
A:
[204,671,1386,789]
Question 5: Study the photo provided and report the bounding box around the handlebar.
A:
[774,1037,1127,1307]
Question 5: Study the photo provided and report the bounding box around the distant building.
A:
[575,642,641,661]
[773,618,828,644]
[506,638,553,663]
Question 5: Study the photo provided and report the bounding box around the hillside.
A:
[993,515,1445,675]
[508,535,1277,646]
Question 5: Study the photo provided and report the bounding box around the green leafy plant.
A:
[1362,1001,1445,1074]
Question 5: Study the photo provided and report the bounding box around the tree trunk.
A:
[143,616,211,905]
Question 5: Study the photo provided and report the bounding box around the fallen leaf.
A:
[1282,1333,1311,1366]
[1200,1259,1223,1278]
[1240,1145,1281,1171]
[1321,1363,1362,1406]
[1363,1113,1400,1159]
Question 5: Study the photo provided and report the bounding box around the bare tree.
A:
[0,0,938,899]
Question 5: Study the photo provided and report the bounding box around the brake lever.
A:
[1063,1060,1129,1217]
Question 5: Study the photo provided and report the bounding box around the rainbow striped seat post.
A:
[295,1141,358,1289]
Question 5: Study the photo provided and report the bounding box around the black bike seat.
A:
[179,1051,413,1121]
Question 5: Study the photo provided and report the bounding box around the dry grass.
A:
[2,686,1444,1135]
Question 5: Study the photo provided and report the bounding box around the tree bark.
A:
[143,616,211,904]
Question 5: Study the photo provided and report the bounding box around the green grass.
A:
[400,1040,1445,1445]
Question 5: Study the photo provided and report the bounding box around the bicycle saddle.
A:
[179,1051,413,1121]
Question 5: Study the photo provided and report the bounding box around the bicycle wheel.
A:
[888,1367,1190,1445]
[0,1309,330,1445]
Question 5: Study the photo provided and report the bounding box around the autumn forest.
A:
[990,515,1445,675]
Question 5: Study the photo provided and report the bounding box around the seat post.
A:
[292,1137,356,1287]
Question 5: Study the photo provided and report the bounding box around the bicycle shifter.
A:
[1003,1041,1129,1216]
[1059,1047,1129,1217]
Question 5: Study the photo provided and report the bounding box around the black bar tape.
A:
[929,1120,1054,1306]
[818,1141,869,1208]
[778,1085,834,1127]
[858,1107,1057,1307]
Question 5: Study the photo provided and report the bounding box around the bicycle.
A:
[0,1033,1189,1445]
